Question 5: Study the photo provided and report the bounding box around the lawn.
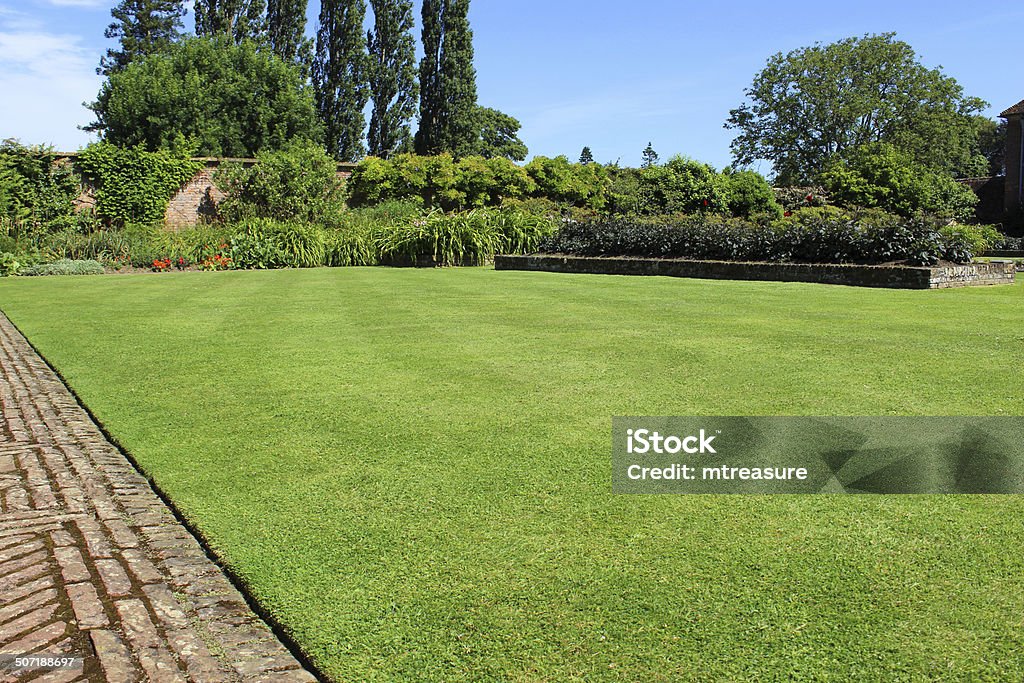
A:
[1,268,1023,681]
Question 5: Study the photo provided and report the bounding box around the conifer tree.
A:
[367,0,418,157]
[579,146,595,164]
[314,0,370,161]
[99,0,186,75]
[642,142,659,168]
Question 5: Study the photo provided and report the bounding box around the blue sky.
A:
[1,0,1022,171]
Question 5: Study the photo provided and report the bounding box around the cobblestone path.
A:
[0,311,317,683]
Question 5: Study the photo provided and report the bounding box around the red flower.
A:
[806,194,814,202]
[784,211,793,217]
[702,199,709,207]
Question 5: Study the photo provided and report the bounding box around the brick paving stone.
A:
[0,310,318,682]
[93,559,133,598]
[53,547,91,585]
[64,583,108,630]
[90,629,140,682]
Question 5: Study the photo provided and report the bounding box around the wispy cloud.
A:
[0,11,101,149]
[42,0,108,7]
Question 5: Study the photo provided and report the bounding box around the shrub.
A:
[537,213,973,266]
[773,186,829,212]
[0,252,19,276]
[347,154,536,211]
[524,156,608,209]
[606,158,771,217]
[939,224,1002,258]
[19,259,105,276]
[215,141,346,224]
[723,168,783,218]
[820,142,978,221]
[76,140,201,226]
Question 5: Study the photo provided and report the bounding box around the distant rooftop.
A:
[1000,99,1024,117]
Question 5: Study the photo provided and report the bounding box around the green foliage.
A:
[347,154,535,211]
[76,141,201,226]
[539,211,976,266]
[976,119,1006,177]
[727,33,989,183]
[314,0,370,161]
[723,168,783,219]
[524,156,608,209]
[367,0,419,158]
[641,142,659,168]
[0,141,80,230]
[607,157,740,217]
[472,106,528,161]
[415,0,478,157]
[939,223,1002,257]
[215,141,347,223]
[99,0,185,75]
[88,36,321,157]
[820,142,978,221]
[774,186,829,212]
[194,0,266,43]
[0,252,19,277]
[229,220,326,269]
[18,259,105,276]
[267,0,312,68]
[375,207,554,266]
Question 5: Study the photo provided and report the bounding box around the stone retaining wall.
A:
[494,255,1017,289]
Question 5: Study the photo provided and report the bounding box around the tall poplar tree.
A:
[267,0,311,66]
[367,0,418,158]
[99,0,186,75]
[314,0,370,161]
[414,0,477,156]
[194,0,266,43]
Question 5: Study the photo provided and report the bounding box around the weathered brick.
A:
[0,603,59,641]
[0,587,57,625]
[65,582,108,629]
[120,548,164,585]
[90,629,140,683]
[94,558,133,597]
[53,546,91,584]
[114,599,187,683]
[0,575,54,606]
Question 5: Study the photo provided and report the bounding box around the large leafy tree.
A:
[314,0,369,161]
[726,33,988,185]
[414,0,477,157]
[194,0,266,43]
[472,106,527,161]
[86,36,320,157]
[976,118,1007,177]
[99,0,186,75]
[366,0,418,158]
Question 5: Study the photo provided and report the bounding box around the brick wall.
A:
[69,156,356,230]
[494,254,1017,289]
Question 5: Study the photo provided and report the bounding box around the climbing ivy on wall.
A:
[77,141,201,225]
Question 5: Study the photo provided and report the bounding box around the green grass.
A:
[2,269,1023,681]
